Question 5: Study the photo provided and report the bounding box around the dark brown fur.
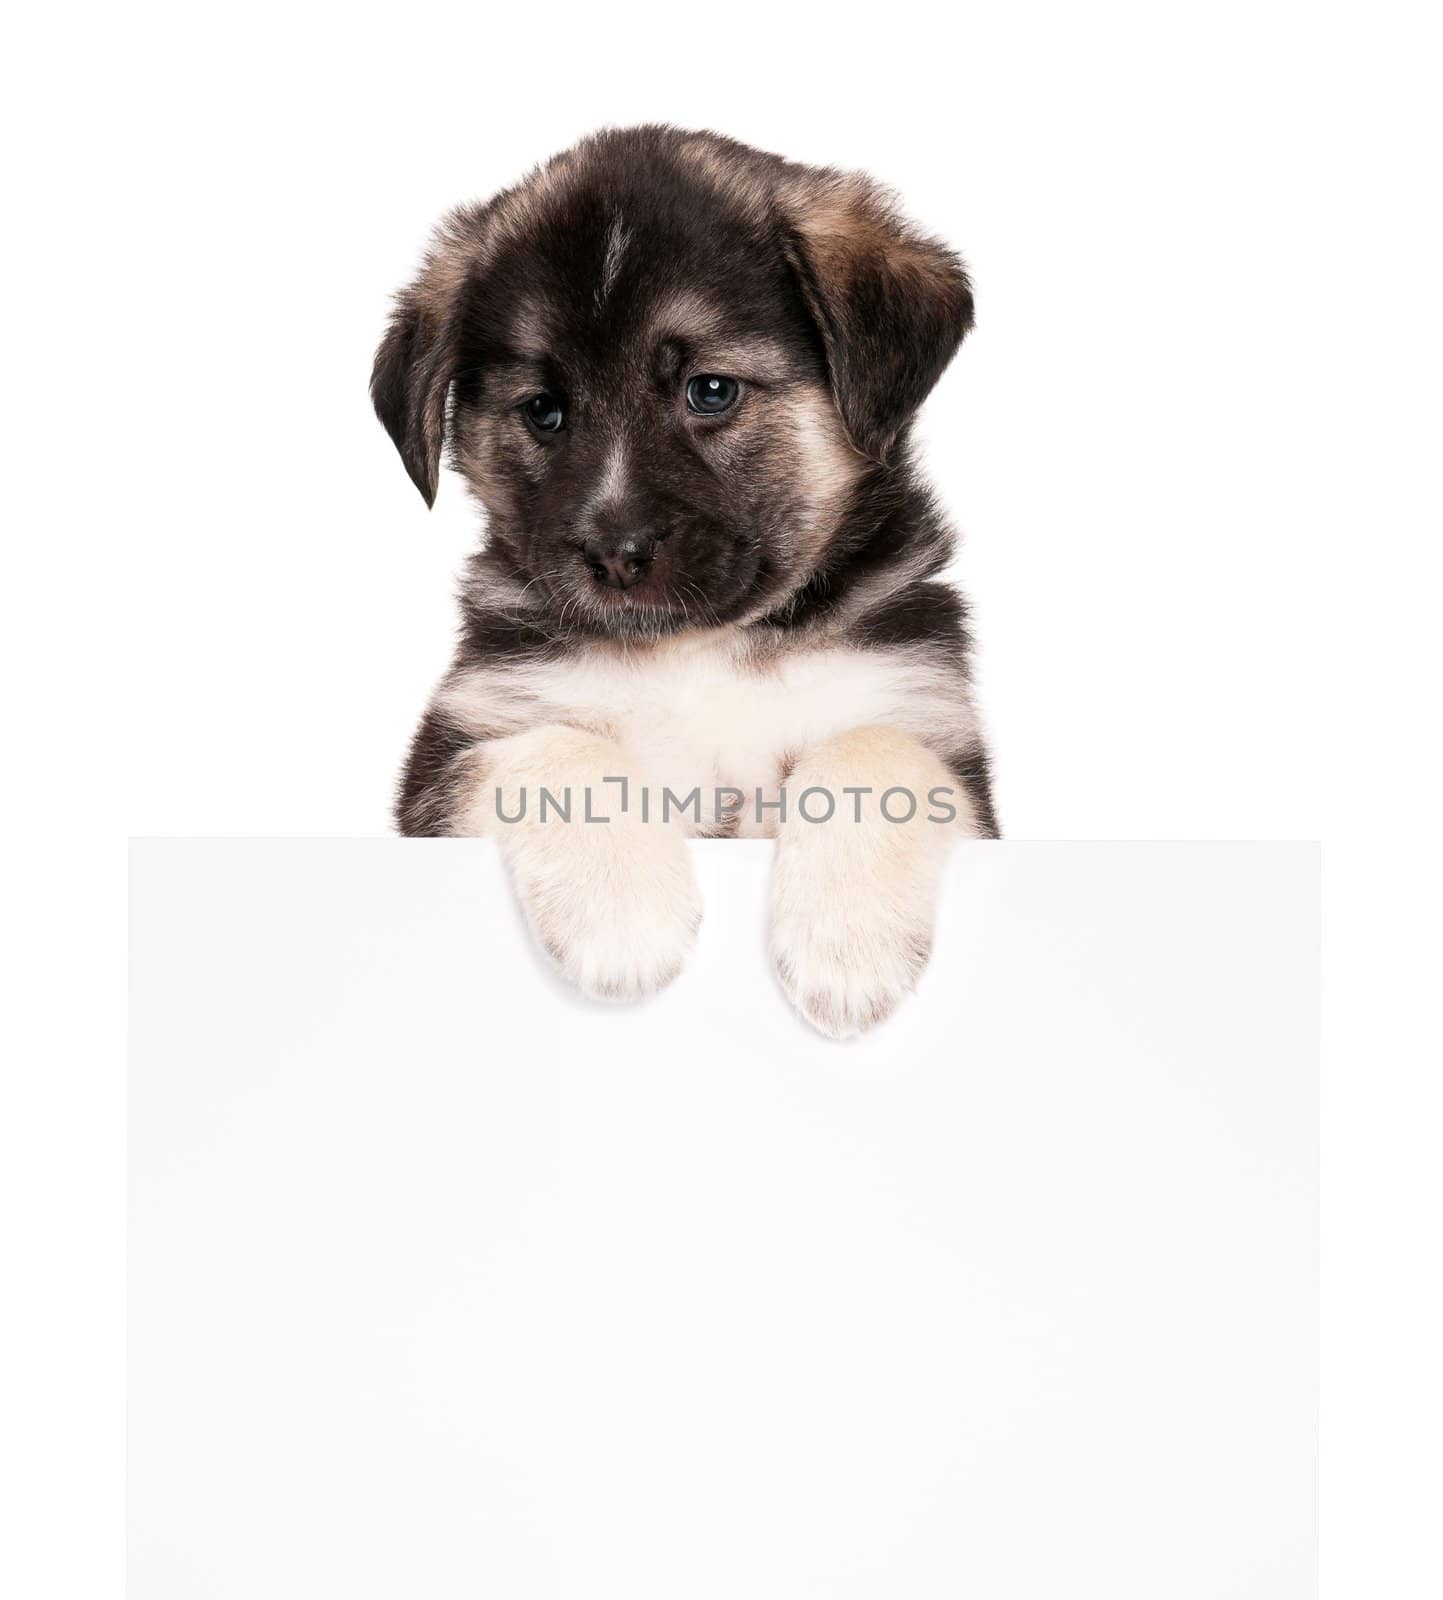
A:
[373,126,998,837]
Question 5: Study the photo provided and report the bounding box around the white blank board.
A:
[130,840,1318,1597]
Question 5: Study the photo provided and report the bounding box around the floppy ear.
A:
[370,207,487,507]
[781,172,974,464]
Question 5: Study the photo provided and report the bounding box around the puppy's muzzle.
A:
[584,531,654,591]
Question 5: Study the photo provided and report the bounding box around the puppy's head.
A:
[372,127,973,636]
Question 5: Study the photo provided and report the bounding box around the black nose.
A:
[584,533,654,590]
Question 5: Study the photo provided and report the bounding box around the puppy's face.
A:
[374,128,974,636]
[450,206,852,632]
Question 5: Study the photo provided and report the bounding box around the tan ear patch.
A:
[405,203,491,318]
[775,165,973,462]
[785,172,957,298]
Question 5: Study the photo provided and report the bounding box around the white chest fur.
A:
[439,630,971,836]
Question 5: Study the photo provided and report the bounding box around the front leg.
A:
[450,724,702,1002]
[771,726,981,1038]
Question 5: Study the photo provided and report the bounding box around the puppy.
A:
[373,126,999,1037]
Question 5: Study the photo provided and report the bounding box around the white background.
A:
[2,2,1439,1596]
[16,7,1427,841]
[131,840,1318,1597]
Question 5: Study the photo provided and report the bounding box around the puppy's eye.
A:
[523,393,565,434]
[685,374,741,415]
